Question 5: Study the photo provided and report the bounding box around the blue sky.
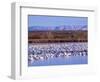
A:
[28,15,88,31]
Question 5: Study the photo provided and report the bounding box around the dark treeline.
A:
[28,30,87,43]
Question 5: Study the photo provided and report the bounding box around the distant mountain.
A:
[28,25,87,31]
[81,25,87,30]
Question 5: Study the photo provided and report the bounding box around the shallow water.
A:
[28,55,87,66]
[28,42,88,66]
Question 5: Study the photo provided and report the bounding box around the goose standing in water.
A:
[28,54,34,63]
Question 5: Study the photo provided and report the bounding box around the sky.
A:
[28,15,88,31]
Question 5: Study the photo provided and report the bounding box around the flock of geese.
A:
[28,50,87,62]
[28,42,88,62]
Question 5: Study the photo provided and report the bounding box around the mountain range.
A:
[28,25,87,31]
